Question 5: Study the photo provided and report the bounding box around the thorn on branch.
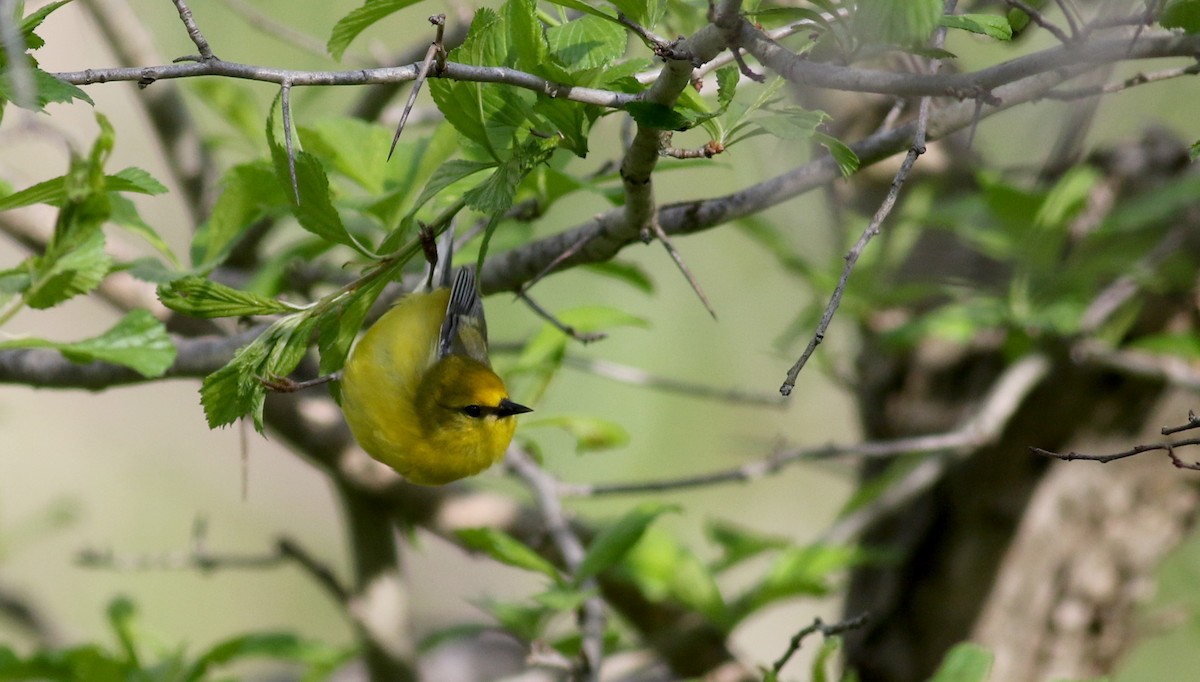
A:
[617,12,671,53]
[280,81,300,204]
[517,291,607,344]
[650,220,717,319]
[388,14,447,161]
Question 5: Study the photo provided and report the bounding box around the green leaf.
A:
[327,0,424,61]
[546,14,628,75]
[574,502,679,584]
[158,277,301,318]
[297,118,395,195]
[107,195,179,267]
[624,102,692,131]
[811,635,840,682]
[200,315,313,430]
[186,633,350,681]
[25,230,111,309]
[928,643,994,682]
[463,158,526,213]
[814,131,860,177]
[523,414,630,453]
[0,66,94,113]
[853,0,941,46]
[582,260,654,293]
[108,167,168,195]
[753,108,829,140]
[606,0,663,27]
[541,0,622,26]
[1161,0,1200,33]
[267,101,370,256]
[191,161,287,269]
[506,0,552,76]
[622,527,727,622]
[428,8,537,162]
[188,78,262,142]
[940,13,1013,41]
[317,276,389,377]
[473,598,550,640]
[715,65,738,109]
[737,544,869,616]
[706,520,789,572]
[0,309,175,378]
[456,527,563,582]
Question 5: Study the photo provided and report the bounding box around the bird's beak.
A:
[497,399,533,417]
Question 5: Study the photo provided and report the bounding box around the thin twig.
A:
[507,448,606,682]
[517,291,607,343]
[170,0,216,60]
[771,614,869,677]
[778,3,955,397]
[1162,411,1200,436]
[389,15,446,161]
[616,12,670,51]
[1031,439,1200,470]
[562,354,1051,497]
[1005,0,1073,44]
[516,230,598,295]
[1044,62,1200,100]
[651,220,718,319]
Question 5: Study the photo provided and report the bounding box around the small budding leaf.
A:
[456,528,563,582]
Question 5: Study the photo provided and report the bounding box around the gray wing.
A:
[438,267,490,365]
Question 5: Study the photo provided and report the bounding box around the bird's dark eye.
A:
[462,405,484,418]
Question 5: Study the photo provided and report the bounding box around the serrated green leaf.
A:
[575,502,679,584]
[457,527,563,581]
[506,0,552,76]
[428,8,536,162]
[0,66,94,113]
[327,0,424,61]
[317,277,389,377]
[523,414,630,453]
[200,316,308,430]
[463,158,525,213]
[109,167,168,195]
[546,14,628,76]
[25,230,111,309]
[0,309,176,378]
[928,643,993,682]
[267,101,370,256]
[715,65,738,109]
[854,0,941,46]
[1161,0,1200,32]
[158,277,300,318]
[940,13,1013,41]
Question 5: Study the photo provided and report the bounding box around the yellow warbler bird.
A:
[340,257,531,485]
